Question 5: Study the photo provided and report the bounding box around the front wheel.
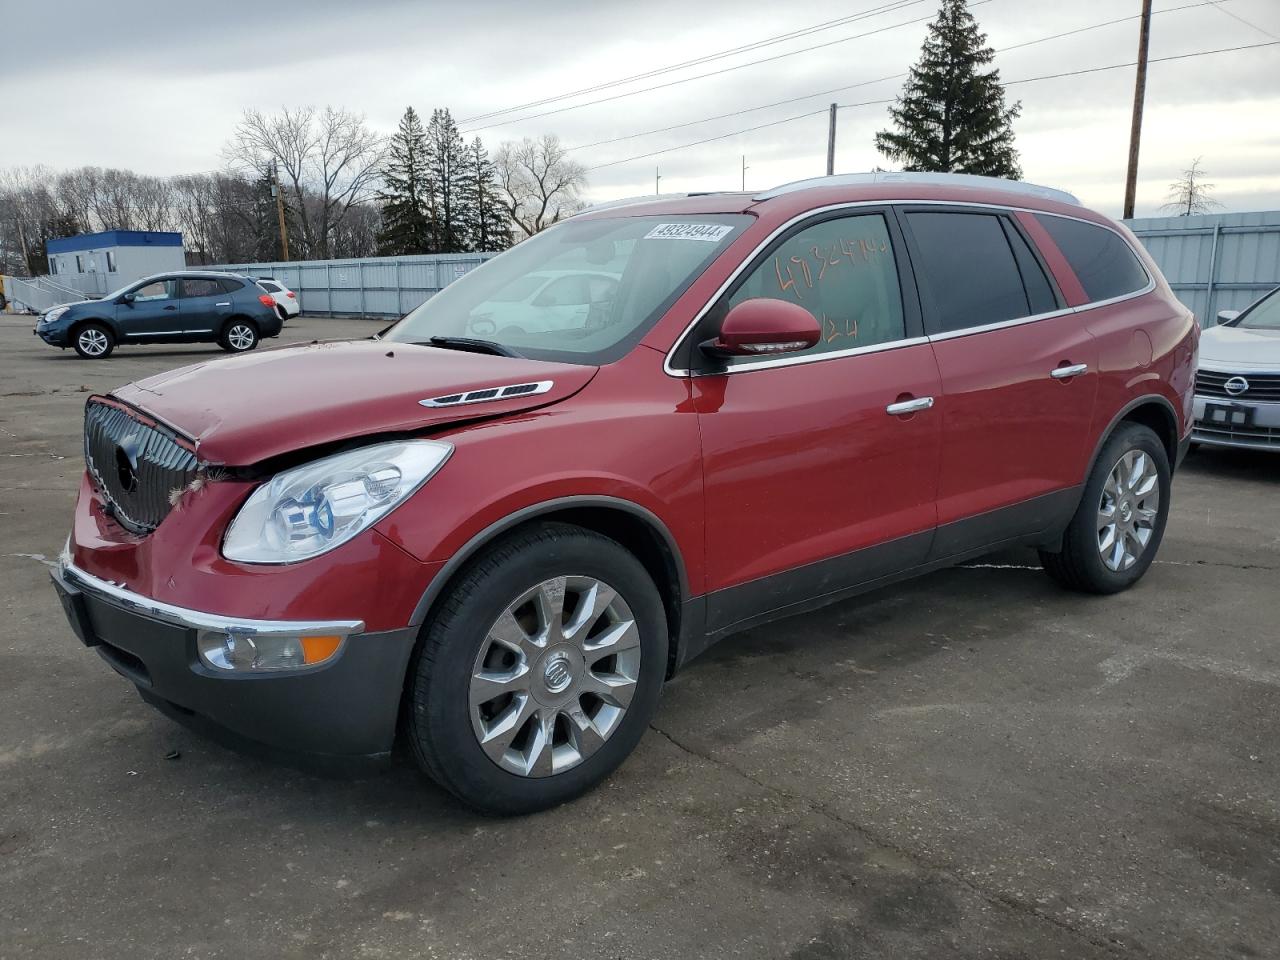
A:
[219,320,259,353]
[73,323,115,359]
[1040,423,1171,594]
[407,524,668,815]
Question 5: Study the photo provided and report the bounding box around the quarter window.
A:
[726,213,906,356]
[905,211,1033,334]
[1033,215,1149,302]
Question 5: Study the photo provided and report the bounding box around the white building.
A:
[46,230,185,296]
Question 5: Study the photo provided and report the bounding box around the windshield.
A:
[1238,288,1280,330]
[384,214,751,364]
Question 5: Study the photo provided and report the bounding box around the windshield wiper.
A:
[422,336,523,358]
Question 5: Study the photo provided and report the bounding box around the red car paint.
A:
[67,178,1196,671]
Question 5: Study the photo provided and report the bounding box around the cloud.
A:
[1,0,1276,217]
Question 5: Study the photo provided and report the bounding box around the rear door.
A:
[690,208,943,633]
[896,206,1099,559]
[178,277,233,337]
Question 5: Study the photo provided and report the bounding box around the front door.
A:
[896,207,1099,558]
[691,209,942,634]
[116,277,180,338]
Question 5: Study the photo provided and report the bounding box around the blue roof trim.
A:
[47,230,183,254]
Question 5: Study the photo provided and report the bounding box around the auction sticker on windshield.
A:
[643,223,735,242]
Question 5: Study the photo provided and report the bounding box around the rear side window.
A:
[726,212,906,356]
[905,211,1035,334]
[258,280,280,292]
[1033,215,1149,302]
[181,278,222,298]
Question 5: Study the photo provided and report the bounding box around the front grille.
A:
[84,400,200,534]
[1192,420,1280,448]
[1195,369,1280,402]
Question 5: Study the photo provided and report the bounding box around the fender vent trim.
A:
[419,380,554,408]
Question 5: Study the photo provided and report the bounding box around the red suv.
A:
[51,173,1196,814]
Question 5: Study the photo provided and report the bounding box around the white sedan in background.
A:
[257,277,301,321]
[1193,285,1280,452]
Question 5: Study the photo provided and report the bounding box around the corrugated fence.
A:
[1125,211,1280,325]
[198,252,496,318]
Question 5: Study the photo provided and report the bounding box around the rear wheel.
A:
[407,524,667,815]
[219,320,259,353]
[1040,423,1170,594]
[73,323,115,359]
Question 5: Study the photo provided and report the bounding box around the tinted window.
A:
[1002,220,1058,315]
[258,280,280,292]
[219,278,243,293]
[727,213,906,356]
[1033,215,1149,302]
[906,212,1030,333]
[181,278,222,298]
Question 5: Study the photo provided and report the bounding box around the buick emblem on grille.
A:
[1224,376,1250,397]
[114,435,142,493]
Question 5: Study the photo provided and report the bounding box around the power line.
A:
[588,39,1280,173]
[570,1,1216,158]
[460,2,989,134]
[459,0,925,125]
[1207,0,1280,41]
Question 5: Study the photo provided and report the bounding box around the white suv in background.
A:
[1193,285,1280,452]
[257,278,301,321]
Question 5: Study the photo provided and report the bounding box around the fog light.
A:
[197,630,343,672]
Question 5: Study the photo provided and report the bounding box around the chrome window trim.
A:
[57,553,365,638]
[663,198,1156,377]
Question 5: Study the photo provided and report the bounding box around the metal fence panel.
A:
[199,252,496,318]
[1125,211,1280,325]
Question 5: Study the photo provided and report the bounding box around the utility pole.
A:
[741,155,749,191]
[826,102,838,176]
[1122,0,1153,220]
[655,167,662,196]
[15,216,31,274]
[270,160,291,261]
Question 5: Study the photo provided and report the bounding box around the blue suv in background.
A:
[34,271,283,359]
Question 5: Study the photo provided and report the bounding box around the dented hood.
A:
[111,339,597,464]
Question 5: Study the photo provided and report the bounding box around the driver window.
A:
[133,280,174,302]
[727,213,906,356]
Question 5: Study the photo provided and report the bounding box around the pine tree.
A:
[424,108,470,253]
[377,107,435,255]
[875,0,1021,178]
[460,137,512,252]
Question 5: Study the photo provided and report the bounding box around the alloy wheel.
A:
[1097,448,1161,572]
[78,329,109,356]
[227,324,256,350]
[469,575,641,778]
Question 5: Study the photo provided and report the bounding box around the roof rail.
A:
[754,172,1080,206]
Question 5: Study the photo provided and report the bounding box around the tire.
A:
[219,319,259,353]
[72,322,115,359]
[407,523,668,815]
[1039,423,1171,594]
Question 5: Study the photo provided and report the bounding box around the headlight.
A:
[223,440,452,563]
[42,306,69,325]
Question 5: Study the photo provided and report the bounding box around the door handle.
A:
[163,305,177,311]
[886,396,935,416]
[1051,362,1088,379]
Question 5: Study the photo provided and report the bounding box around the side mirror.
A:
[700,298,821,359]
[1216,309,1240,326]
[119,292,135,305]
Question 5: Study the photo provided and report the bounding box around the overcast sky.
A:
[2,0,1277,218]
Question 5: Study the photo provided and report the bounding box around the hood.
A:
[111,338,598,464]
[1199,324,1280,371]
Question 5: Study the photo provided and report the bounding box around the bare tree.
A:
[493,134,587,238]
[1162,157,1223,217]
[226,106,385,259]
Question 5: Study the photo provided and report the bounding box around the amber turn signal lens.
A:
[301,634,342,664]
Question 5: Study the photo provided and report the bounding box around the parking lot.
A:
[2,312,1278,959]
